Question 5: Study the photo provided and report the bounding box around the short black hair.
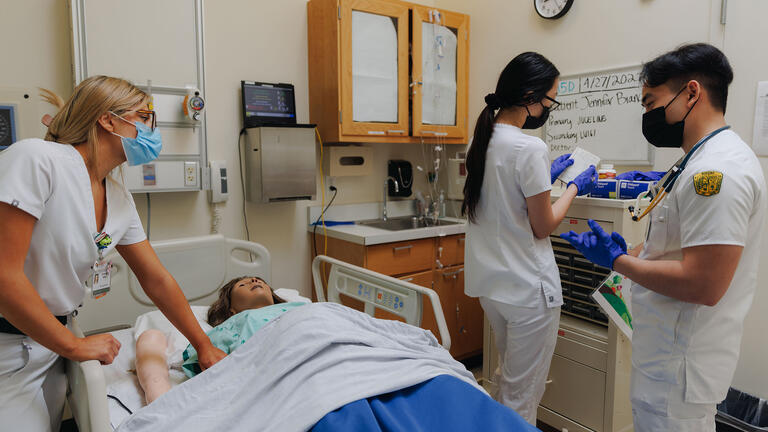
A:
[640,43,733,112]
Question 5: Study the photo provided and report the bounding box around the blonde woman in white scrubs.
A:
[0,76,226,431]
[462,53,599,424]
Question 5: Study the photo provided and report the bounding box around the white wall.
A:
[0,0,72,135]
[435,0,768,399]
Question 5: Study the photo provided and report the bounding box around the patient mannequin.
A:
[135,277,286,403]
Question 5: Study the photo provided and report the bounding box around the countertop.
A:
[307,190,639,246]
[307,201,466,246]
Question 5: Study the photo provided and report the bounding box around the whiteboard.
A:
[544,65,653,165]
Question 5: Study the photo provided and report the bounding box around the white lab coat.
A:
[464,124,563,424]
[0,139,146,431]
[631,130,767,431]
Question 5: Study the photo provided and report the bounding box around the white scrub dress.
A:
[631,130,767,431]
[0,139,146,431]
[465,124,563,424]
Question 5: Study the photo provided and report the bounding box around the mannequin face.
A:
[229,277,275,314]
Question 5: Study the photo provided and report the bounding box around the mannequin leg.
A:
[135,329,171,404]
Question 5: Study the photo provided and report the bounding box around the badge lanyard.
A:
[629,126,731,222]
[91,232,113,299]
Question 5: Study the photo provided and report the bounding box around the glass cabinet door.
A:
[340,0,409,138]
[412,7,469,140]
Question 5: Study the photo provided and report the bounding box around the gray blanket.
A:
[116,302,484,432]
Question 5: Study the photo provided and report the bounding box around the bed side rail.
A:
[65,318,112,432]
[312,255,451,350]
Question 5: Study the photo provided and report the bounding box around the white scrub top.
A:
[633,129,767,404]
[465,124,563,309]
[0,139,146,316]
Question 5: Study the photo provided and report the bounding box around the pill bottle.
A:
[598,164,617,180]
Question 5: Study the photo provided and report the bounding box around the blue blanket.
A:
[312,374,540,432]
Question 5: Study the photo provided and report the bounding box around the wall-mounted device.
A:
[244,126,316,203]
[183,88,205,121]
[387,160,413,197]
[241,81,297,128]
[209,160,229,203]
[0,104,18,151]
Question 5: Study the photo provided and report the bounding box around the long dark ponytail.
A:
[462,52,560,223]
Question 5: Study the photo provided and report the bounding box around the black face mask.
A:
[642,87,697,148]
[522,102,551,130]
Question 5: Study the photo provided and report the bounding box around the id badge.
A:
[91,259,112,299]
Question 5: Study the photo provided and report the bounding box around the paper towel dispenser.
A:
[244,126,317,203]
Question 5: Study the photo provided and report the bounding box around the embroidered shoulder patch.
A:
[693,171,723,196]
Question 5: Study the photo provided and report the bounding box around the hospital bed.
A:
[64,235,451,432]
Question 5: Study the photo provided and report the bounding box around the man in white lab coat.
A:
[560,43,767,431]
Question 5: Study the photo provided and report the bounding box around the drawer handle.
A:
[442,268,464,278]
[458,237,465,243]
[393,245,413,252]
[423,131,449,136]
[402,277,414,282]
[545,379,553,385]
[387,130,405,134]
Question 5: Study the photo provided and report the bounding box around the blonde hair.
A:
[40,75,150,171]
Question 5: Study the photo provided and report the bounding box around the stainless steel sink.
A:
[357,216,463,231]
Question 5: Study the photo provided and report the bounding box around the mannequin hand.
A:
[560,219,627,269]
[550,153,574,184]
[568,165,598,196]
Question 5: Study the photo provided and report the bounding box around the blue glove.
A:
[550,153,574,184]
[611,231,627,254]
[559,219,627,269]
[568,165,598,196]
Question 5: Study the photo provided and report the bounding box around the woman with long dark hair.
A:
[462,52,597,424]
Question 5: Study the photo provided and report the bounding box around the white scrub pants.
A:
[0,332,67,432]
[480,297,560,425]
[631,364,716,432]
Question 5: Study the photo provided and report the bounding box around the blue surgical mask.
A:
[110,112,163,166]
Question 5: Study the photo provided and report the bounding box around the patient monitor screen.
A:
[242,82,296,126]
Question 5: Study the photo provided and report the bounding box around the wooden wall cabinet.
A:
[307,0,470,144]
[311,233,482,359]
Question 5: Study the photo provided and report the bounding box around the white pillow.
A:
[273,288,312,304]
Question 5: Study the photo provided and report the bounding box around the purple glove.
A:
[559,219,627,269]
[551,153,574,184]
[568,165,598,196]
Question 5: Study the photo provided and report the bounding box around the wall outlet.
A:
[184,161,198,186]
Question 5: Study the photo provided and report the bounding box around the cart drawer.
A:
[540,354,606,431]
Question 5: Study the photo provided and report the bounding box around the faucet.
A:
[383,176,399,221]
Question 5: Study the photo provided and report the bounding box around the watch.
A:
[534,0,574,20]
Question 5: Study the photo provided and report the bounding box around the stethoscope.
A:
[628,125,730,222]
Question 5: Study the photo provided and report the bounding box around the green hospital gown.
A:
[182,302,306,377]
